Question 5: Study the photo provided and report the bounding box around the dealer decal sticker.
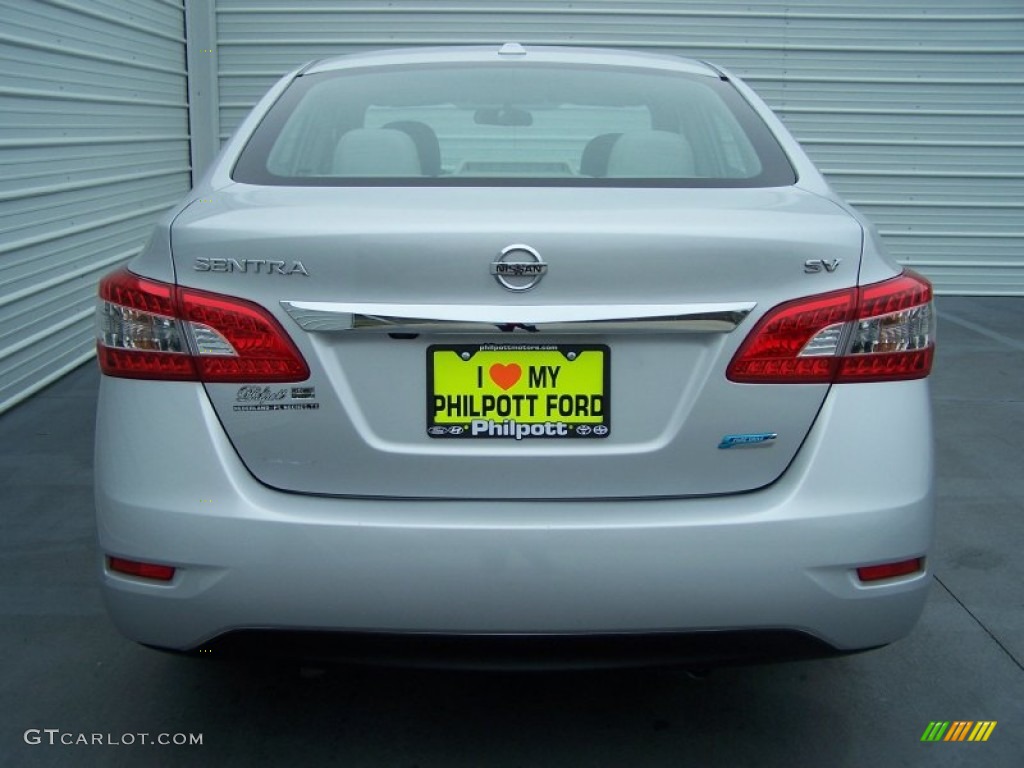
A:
[232,385,319,412]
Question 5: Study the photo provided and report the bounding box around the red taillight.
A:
[727,270,935,384]
[108,556,176,582]
[179,286,310,382]
[96,270,197,380]
[725,288,855,384]
[97,268,309,382]
[836,273,934,383]
[857,557,924,583]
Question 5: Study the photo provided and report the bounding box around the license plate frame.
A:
[427,343,611,439]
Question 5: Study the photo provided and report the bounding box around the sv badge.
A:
[804,259,842,274]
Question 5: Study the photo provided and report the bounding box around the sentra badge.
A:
[195,257,309,276]
[490,244,547,291]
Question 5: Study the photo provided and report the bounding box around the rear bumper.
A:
[95,377,934,658]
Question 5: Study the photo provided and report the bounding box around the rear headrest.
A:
[333,128,422,176]
[382,121,442,176]
[580,132,622,177]
[605,130,696,178]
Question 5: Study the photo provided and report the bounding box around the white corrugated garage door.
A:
[0,0,191,413]
[204,0,1024,295]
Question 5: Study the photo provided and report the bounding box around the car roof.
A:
[302,44,721,79]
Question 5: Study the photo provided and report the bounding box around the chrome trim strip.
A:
[280,301,754,334]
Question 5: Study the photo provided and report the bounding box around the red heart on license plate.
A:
[489,363,522,390]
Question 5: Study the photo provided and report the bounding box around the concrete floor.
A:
[1,295,1021,767]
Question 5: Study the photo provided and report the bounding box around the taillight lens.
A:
[97,268,309,382]
[727,270,934,384]
[97,271,197,380]
[837,274,934,382]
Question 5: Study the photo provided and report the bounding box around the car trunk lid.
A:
[169,184,863,499]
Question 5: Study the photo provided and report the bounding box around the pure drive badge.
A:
[718,433,778,449]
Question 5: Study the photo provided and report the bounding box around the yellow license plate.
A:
[428,344,610,439]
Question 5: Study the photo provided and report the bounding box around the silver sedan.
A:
[94,44,935,668]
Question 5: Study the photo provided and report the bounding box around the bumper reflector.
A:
[856,558,923,583]
[108,556,176,582]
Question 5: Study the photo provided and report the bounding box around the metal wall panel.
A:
[206,0,1024,295]
[0,0,191,413]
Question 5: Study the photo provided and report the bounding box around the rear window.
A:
[233,63,796,187]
